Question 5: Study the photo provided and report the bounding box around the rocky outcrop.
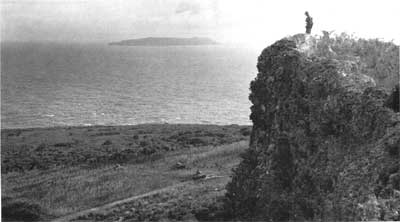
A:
[225,34,400,221]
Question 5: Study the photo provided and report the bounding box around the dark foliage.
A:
[1,124,250,173]
[385,84,400,112]
[2,199,47,222]
[313,32,399,89]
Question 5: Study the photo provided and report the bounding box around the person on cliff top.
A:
[305,11,313,34]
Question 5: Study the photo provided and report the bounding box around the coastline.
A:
[1,123,250,131]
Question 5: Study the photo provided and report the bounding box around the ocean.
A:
[1,42,259,129]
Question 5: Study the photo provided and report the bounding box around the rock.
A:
[385,138,400,157]
[114,164,125,170]
[225,34,400,221]
[172,161,186,169]
[192,175,206,180]
[389,173,400,189]
[103,140,112,145]
[394,189,400,198]
[192,170,206,180]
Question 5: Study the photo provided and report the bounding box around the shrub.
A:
[2,199,46,222]
[315,32,399,89]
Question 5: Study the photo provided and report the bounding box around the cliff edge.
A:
[225,34,400,221]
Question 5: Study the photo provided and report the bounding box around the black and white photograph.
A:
[1,0,399,221]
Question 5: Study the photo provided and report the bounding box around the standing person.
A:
[305,11,313,34]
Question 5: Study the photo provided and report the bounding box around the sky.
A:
[1,0,400,47]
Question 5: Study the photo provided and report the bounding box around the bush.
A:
[315,32,399,90]
[2,199,46,221]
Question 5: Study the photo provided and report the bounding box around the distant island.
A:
[109,37,218,46]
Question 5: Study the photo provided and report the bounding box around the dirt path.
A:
[52,181,193,222]
[52,175,226,222]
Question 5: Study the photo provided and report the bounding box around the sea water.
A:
[1,42,259,129]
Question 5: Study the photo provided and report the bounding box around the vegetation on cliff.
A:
[293,32,399,90]
[225,34,399,221]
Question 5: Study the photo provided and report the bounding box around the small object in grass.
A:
[192,169,206,180]
[103,140,112,145]
[172,161,186,169]
[385,138,400,157]
[204,175,224,180]
[393,189,400,198]
[114,164,125,170]
[35,143,46,152]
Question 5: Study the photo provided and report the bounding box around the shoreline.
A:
[1,123,251,132]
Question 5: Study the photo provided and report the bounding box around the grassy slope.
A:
[76,177,232,222]
[1,124,250,220]
[1,124,250,173]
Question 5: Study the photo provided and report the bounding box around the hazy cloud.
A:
[175,2,201,14]
[1,0,399,45]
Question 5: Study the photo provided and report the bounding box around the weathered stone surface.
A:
[225,35,400,221]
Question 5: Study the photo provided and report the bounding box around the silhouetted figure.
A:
[305,11,313,34]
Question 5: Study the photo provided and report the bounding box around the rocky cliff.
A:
[225,34,400,221]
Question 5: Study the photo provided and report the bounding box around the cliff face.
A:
[225,35,400,221]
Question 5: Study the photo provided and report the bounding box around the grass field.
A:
[1,124,250,221]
